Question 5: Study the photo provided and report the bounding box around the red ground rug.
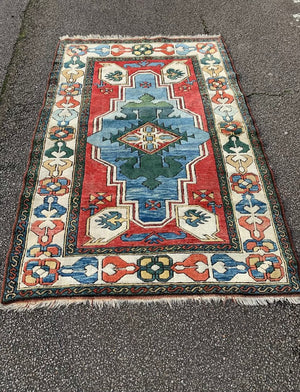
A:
[1,35,299,308]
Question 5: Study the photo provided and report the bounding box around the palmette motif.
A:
[2,36,299,305]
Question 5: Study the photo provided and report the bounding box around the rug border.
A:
[0,40,62,308]
[219,36,300,275]
[1,35,299,309]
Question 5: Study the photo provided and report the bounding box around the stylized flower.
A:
[48,126,75,141]
[66,45,88,57]
[27,244,62,258]
[182,209,211,227]
[230,173,261,194]
[58,83,82,96]
[137,255,173,282]
[247,254,283,281]
[56,96,80,108]
[200,54,220,65]
[219,121,243,136]
[207,77,228,90]
[244,239,277,254]
[166,68,184,80]
[132,44,154,56]
[95,211,126,230]
[211,91,234,104]
[105,71,123,82]
[22,258,61,286]
[38,177,70,196]
[196,43,217,54]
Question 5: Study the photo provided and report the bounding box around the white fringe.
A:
[1,294,300,311]
[59,34,221,41]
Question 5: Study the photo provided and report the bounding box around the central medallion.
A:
[118,121,181,154]
[87,70,210,224]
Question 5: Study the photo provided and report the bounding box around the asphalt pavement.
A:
[0,1,299,391]
[0,0,28,88]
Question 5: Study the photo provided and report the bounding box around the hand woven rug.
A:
[1,35,299,309]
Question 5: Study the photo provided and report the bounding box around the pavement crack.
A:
[0,0,33,107]
[200,15,210,34]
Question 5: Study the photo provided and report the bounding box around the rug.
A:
[1,35,299,308]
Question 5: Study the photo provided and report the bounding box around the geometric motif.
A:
[118,122,181,155]
[1,36,299,307]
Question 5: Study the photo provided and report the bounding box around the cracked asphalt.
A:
[0,1,299,391]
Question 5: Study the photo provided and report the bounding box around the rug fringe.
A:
[59,34,221,41]
[1,295,300,311]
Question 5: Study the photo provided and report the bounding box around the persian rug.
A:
[1,35,299,308]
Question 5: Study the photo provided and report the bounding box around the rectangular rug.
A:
[1,35,299,308]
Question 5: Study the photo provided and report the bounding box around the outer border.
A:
[1,35,299,308]
[220,36,300,275]
[216,37,300,284]
[0,40,62,307]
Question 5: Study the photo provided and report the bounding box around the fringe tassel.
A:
[1,295,300,311]
[59,34,221,41]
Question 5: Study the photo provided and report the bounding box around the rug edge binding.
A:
[1,295,300,311]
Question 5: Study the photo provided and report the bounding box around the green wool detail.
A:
[116,93,175,122]
[223,135,250,154]
[116,153,185,190]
